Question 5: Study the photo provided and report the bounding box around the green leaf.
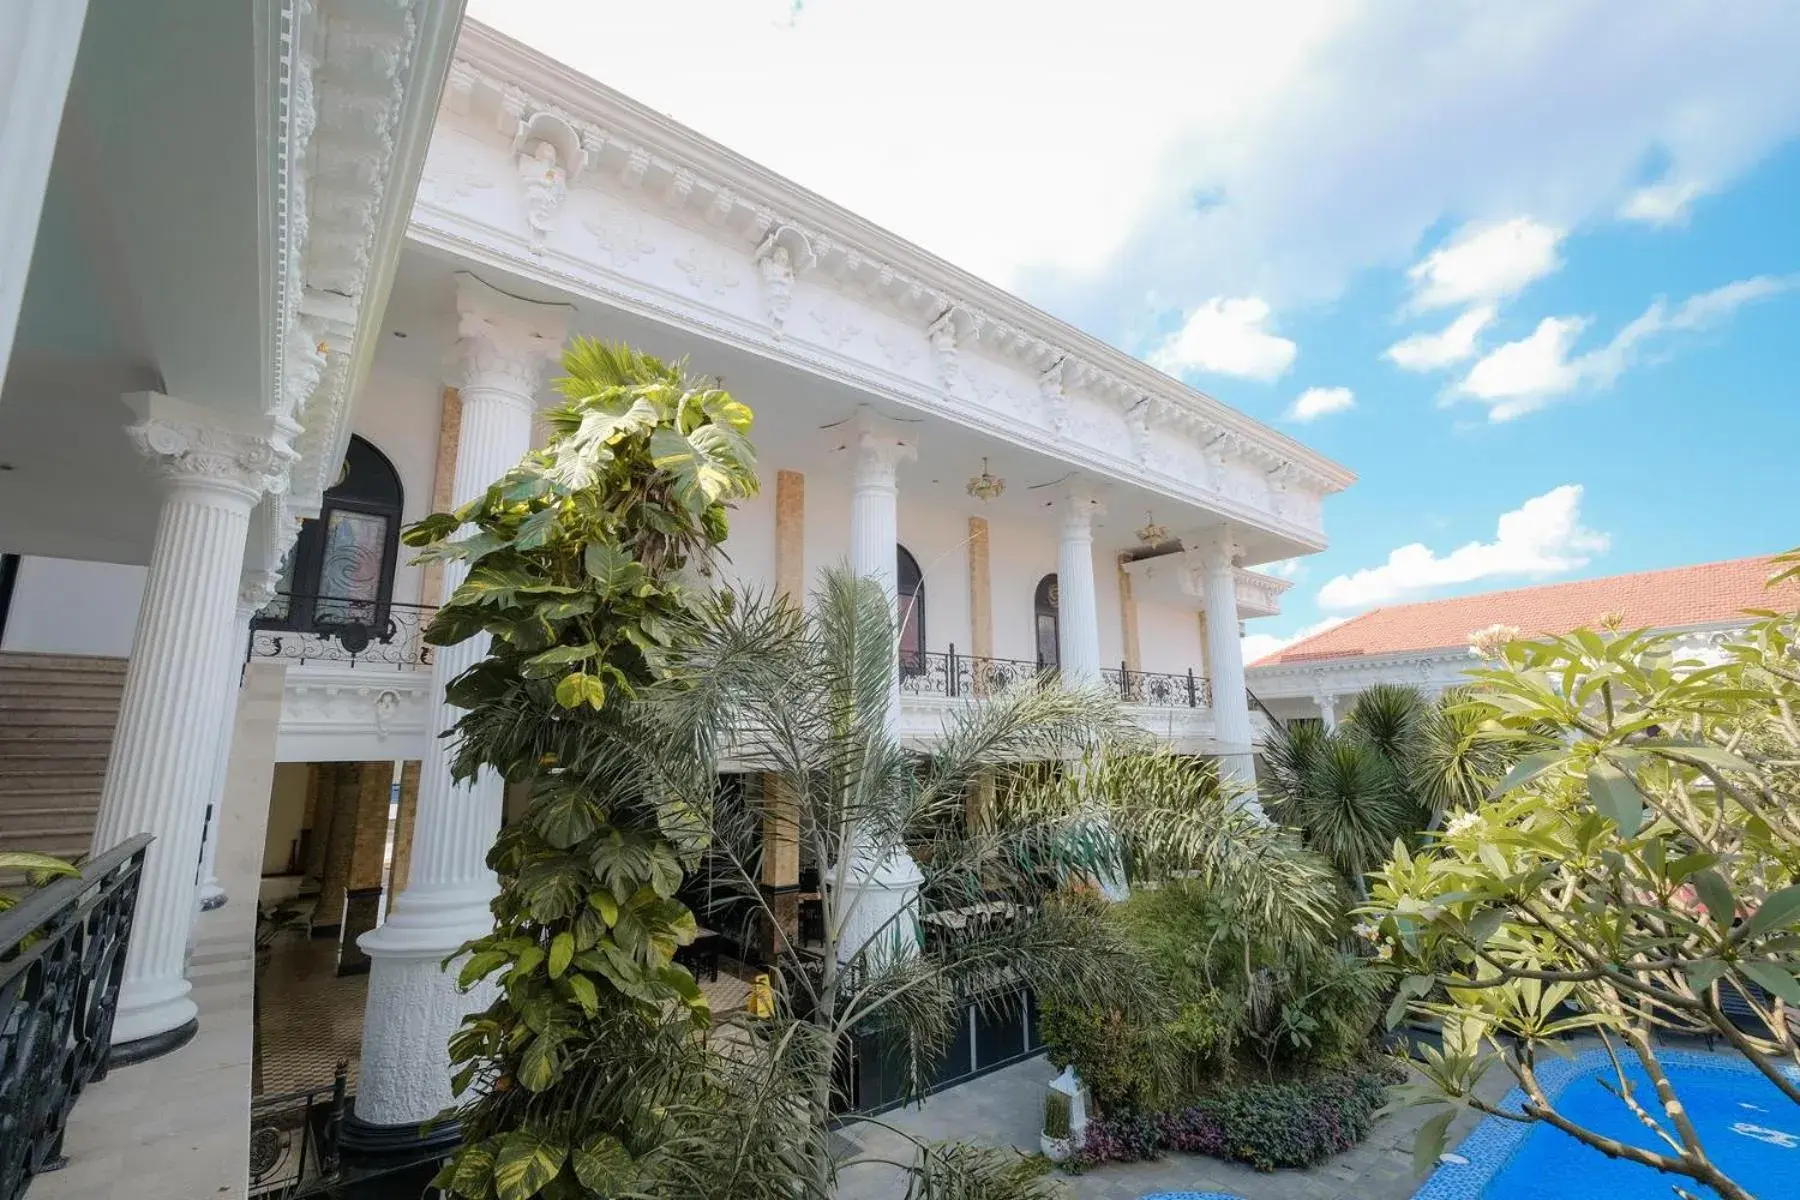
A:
[448,564,540,608]
[494,1130,565,1200]
[1739,961,1800,1005]
[548,932,574,979]
[457,950,511,991]
[570,1134,634,1194]
[529,788,601,850]
[517,1033,564,1093]
[1739,884,1800,943]
[1694,870,1736,931]
[589,890,620,924]
[1413,1109,1455,1177]
[584,542,647,597]
[448,1140,499,1200]
[1586,761,1644,837]
[512,505,559,551]
[0,851,76,879]
[1386,974,1435,1031]
[1492,749,1565,798]
[523,643,599,678]
[1684,959,1727,992]
[565,973,599,1017]
[552,672,607,711]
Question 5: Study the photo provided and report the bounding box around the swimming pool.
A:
[1414,1048,1799,1199]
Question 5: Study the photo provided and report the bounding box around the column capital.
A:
[1189,525,1243,574]
[124,393,299,501]
[453,272,571,403]
[847,406,917,486]
[238,566,284,615]
[1059,491,1104,538]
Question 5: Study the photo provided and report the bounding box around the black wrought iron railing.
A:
[1102,664,1211,709]
[249,593,435,669]
[249,1064,346,1198]
[896,648,1212,710]
[898,647,1051,699]
[0,834,152,1200]
[1246,686,1287,733]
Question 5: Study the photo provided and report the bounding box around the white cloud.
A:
[1243,616,1348,665]
[1287,386,1355,421]
[1620,179,1706,225]
[1149,297,1297,381]
[1453,275,1796,420]
[1407,219,1564,311]
[1316,485,1609,611]
[1384,305,1496,371]
[470,1,1800,325]
[1261,557,1306,580]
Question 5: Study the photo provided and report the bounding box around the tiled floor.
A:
[254,931,756,1096]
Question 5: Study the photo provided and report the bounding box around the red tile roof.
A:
[1254,554,1795,666]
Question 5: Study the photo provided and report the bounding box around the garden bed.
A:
[1070,1059,1401,1173]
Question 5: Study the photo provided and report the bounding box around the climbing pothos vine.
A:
[412,340,759,1200]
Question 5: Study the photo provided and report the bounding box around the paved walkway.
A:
[835,1055,1502,1200]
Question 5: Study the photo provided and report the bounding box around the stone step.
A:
[0,801,100,833]
[0,676,129,701]
[0,724,118,744]
[0,768,109,791]
[0,748,112,772]
[0,830,90,865]
[0,705,121,728]
[0,653,129,676]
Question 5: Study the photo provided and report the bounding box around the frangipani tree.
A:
[1368,557,1800,1200]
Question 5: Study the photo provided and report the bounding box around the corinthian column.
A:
[197,567,283,911]
[96,394,296,1060]
[350,274,568,1143]
[834,409,922,966]
[1056,492,1104,685]
[1192,528,1259,799]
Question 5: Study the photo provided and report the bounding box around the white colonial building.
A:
[0,5,1350,1196]
[1246,555,1790,727]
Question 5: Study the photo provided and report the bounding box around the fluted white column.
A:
[1056,494,1103,685]
[352,274,568,1135]
[834,409,922,966]
[196,568,282,910]
[97,395,296,1053]
[1195,530,1258,797]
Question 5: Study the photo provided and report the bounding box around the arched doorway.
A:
[897,544,925,672]
[1034,573,1058,671]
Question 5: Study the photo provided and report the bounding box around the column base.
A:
[199,884,227,911]
[108,1016,198,1068]
[339,1108,464,1161]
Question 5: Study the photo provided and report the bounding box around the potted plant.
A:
[1040,1088,1073,1162]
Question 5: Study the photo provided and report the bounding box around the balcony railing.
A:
[249,593,435,669]
[896,647,1211,709]
[0,834,153,1200]
[899,648,1050,699]
[1103,664,1212,709]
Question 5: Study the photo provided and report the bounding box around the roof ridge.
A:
[1349,552,1784,615]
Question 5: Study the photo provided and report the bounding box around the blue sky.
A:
[469,0,1800,658]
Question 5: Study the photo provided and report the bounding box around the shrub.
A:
[1072,1061,1395,1173]
[1039,992,1176,1114]
[1043,1090,1071,1140]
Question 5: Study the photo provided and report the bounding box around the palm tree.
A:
[1264,684,1521,888]
[619,568,1341,1197]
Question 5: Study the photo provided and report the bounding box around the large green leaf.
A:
[494,1130,565,1200]
[446,1139,499,1200]
[1585,761,1644,837]
[1413,1109,1455,1178]
[517,1032,564,1093]
[548,932,574,979]
[584,542,647,597]
[570,1134,634,1194]
[1694,870,1736,933]
[1739,960,1800,1005]
[1739,883,1800,943]
[529,787,602,850]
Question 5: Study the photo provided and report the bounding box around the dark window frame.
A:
[1034,573,1059,671]
[261,435,404,635]
[897,543,925,672]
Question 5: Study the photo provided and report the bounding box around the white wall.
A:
[1,555,144,656]
[1136,598,1207,678]
[353,347,447,608]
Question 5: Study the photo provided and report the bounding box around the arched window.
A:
[267,435,404,632]
[1034,574,1059,671]
[897,544,925,672]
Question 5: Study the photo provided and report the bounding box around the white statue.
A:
[518,140,566,253]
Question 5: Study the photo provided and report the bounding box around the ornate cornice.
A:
[1233,567,1292,620]
[432,21,1356,521]
[280,0,465,522]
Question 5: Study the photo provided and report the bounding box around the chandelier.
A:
[1135,511,1170,544]
[966,457,1005,501]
